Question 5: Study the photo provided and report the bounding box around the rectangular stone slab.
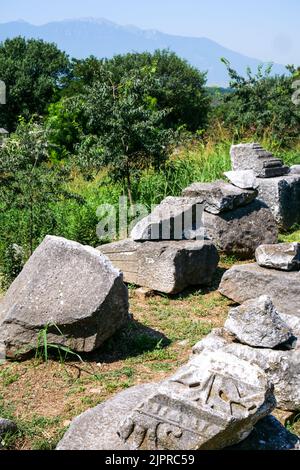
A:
[219,263,300,318]
[182,180,257,214]
[99,239,219,294]
[257,174,300,230]
[130,196,205,241]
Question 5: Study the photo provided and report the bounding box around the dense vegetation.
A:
[0,37,300,287]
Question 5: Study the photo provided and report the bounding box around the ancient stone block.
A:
[255,243,300,271]
[99,239,219,294]
[219,263,300,318]
[230,143,289,177]
[203,200,278,258]
[224,296,293,348]
[256,174,300,230]
[182,180,257,214]
[0,236,129,358]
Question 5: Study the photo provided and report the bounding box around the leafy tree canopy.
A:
[66,50,210,132]
[0,37,71,131]
[215,59,300,146]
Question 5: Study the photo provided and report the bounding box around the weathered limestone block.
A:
[203,200,278,258]
[118,350,275,450]
[219,263,300,318]
[290,165,300,175]
[99,239,219,294]
[0,236,129,358]
[224,296,293,348]
[57,384,159,450]
[255,243,300,271]
[131,196,204,241]
[256,174,300,230]
[57,351,275,450]
[193,314,300,411]
[182,180,257,214]
[230,143,289,177]
[224,170,258,190]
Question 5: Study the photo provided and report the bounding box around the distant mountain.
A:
[0,18,287,86]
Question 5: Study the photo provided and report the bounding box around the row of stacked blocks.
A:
[99,142,300,294]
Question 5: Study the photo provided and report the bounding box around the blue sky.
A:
[0,0,299,64]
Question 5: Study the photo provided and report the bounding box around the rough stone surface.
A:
[0,418,17,437]
[227,415,300,450]
[230,143,289,177]
[130,196,204,241]
[182,180,257,214]
[58,351,275,450]
[99,239,219,294]
[57,384,158,450]
[193,316,300,411]
[0,236,129,358]
[224,296,293,348]
[290,165,300,175]
[203,200,278,258]
[224,170,258,190]
[219,263,300,318]
[256,174,300,230]
[118,350,274,450]
[255,243,300,271]
[222,343,300,411]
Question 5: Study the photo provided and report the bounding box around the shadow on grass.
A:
[7,319,171,366]
[84,319,171,364]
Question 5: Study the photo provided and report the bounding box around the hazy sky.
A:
[0,0,299,64]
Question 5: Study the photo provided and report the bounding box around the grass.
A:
[279,225,300,243]
[0,255,236,450]
[286,413,300,437]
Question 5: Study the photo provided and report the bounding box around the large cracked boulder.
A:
[255,243,300,271]
[224,296,293,349]
[256,174,300,230]
[182,180,257,214]
[0,236,129,358]
[219,263,300,318]
[131,196,204,241]
[99,239,219,294]
[57,350,275,450]
[203,200,278,258]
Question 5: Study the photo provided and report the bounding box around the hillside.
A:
[0,18,287,86]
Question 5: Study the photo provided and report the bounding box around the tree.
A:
[215,60,300,146]
[0,119,75,285]
[67,50,211,132]
[46,96,85,159]
[76,66,174,204]
[0,37,70,131]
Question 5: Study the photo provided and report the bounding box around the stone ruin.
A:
[99,180,278,294]
[219,243,300,319]
[226,143,300,230]
[98,141,300,295]
[55,250,300,451]
[0,235,129,358]
[57,276,300,450]
[57,348,277,450]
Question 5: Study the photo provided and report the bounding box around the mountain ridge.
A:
[0,18,287,86]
